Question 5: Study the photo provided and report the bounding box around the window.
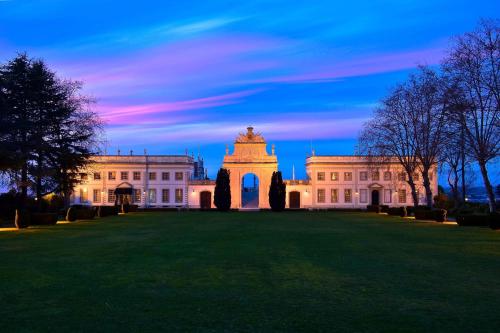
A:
[93,189,101,203]
[317,189,325,203]
[175,172,183,181]
[344,189,352,203]
[80,188,88,202]
[384,189,392,203]
[331,189,338,203]
[120,171,128,180]
[175,188,183,203]
[162,172,170,181]
[330,172,339,181]
[162,189,170,203]
[344,172,352,181]
[148,189,157,203]
[93,172,101,180]
[384,171,392,181]
[413,173,419,181]
[360,172,368,181]
[108,171,116,180]
[317,172,325,181]
[108,189,116,203]
[398,172,406,181]
[149,172,156,181]
[372,171,379,181]
[360,189,368,203]
[133,172,141,181]
[133,189,141,203]
[398,189,406,203]
[80,173,88,181]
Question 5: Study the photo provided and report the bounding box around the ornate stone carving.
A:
[235,126,265,143]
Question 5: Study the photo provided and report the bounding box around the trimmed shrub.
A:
[366,205,382,213]
[380,205,390,213]
[388,207,407,217]
[456,214,490,227]
[15,209,30,229]
[97,205,119,217]
[434,209,447,222]
[76,207,96,220]
[121,203,130,213]
[489,212,500,230]
[66,207,77,222]
[414,209,435,220]
[30,213,58,225]
[129,205,138,212]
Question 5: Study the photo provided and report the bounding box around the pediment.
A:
[368,182,384,188]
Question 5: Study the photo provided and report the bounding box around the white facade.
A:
[72,128,438,210]
[73,155,193,207]
[305,155,438,208]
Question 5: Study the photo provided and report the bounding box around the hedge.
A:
[30,213,58,225]
[456,213,499,227]
[97,205,119,217]
[387,207,407,217]
[414,209,447,222]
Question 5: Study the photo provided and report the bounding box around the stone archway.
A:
[241,173,259,208]
[223,127,277,209]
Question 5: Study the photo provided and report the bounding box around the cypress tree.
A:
[214,168,231,211]
[269,171,286,211]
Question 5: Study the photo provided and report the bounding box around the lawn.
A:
[0,211,499,332]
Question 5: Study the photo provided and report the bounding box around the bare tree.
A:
[405,67,448,208]
[443,19,500,212]
[359,84,421,208]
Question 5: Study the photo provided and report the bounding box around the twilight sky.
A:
[0,0,498,181]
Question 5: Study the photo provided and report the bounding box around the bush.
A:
[456,214,490,227]
[414,209,447,222]
[75,207,96,220]
[434,209,447,222]
[388,207,407,217]
[489,212,500,230]
[66,207,77,222]
[15,209,30,229]
[121,203,130,213]
[97,205,119,217]
[129,205,138,212]
[30,213,58,225]
[366,205,382,213]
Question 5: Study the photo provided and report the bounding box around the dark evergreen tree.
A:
[214,168,231,211]
[0,54,102,209]
[269,171,286,211]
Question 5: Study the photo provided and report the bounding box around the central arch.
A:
[222,127,277,209]
[241,173,259,208]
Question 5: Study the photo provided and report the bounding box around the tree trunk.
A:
[407,178,419,208]
[20,162,28,208]
[421,169,433,208]
[460,128,466,204]
[478,160,496,213]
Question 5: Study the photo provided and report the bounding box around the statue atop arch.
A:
[235,126,265,143]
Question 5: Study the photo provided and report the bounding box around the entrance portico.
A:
[223,127,277,209]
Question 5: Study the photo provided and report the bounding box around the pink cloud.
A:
[97,89,262,124]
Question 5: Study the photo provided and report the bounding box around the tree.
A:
[359,84,421,208]
[214,168,231,211]
[406,67,449,208]
[269,171,286,211]
[0,54,102,209]
[443,19,500,213]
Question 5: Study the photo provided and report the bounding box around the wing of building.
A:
[72,127,438,209]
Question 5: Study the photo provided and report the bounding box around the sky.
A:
[0,0,498,182]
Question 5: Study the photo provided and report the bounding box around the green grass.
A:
[1,212,499,332]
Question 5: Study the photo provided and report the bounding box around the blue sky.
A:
[0,0,498,182]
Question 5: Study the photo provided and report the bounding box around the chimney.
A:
[117,149,121,155]
[130,150,133,156]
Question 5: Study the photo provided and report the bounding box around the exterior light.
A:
[83,188,87,192]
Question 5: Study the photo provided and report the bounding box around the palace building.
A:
[72,127,437,209]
